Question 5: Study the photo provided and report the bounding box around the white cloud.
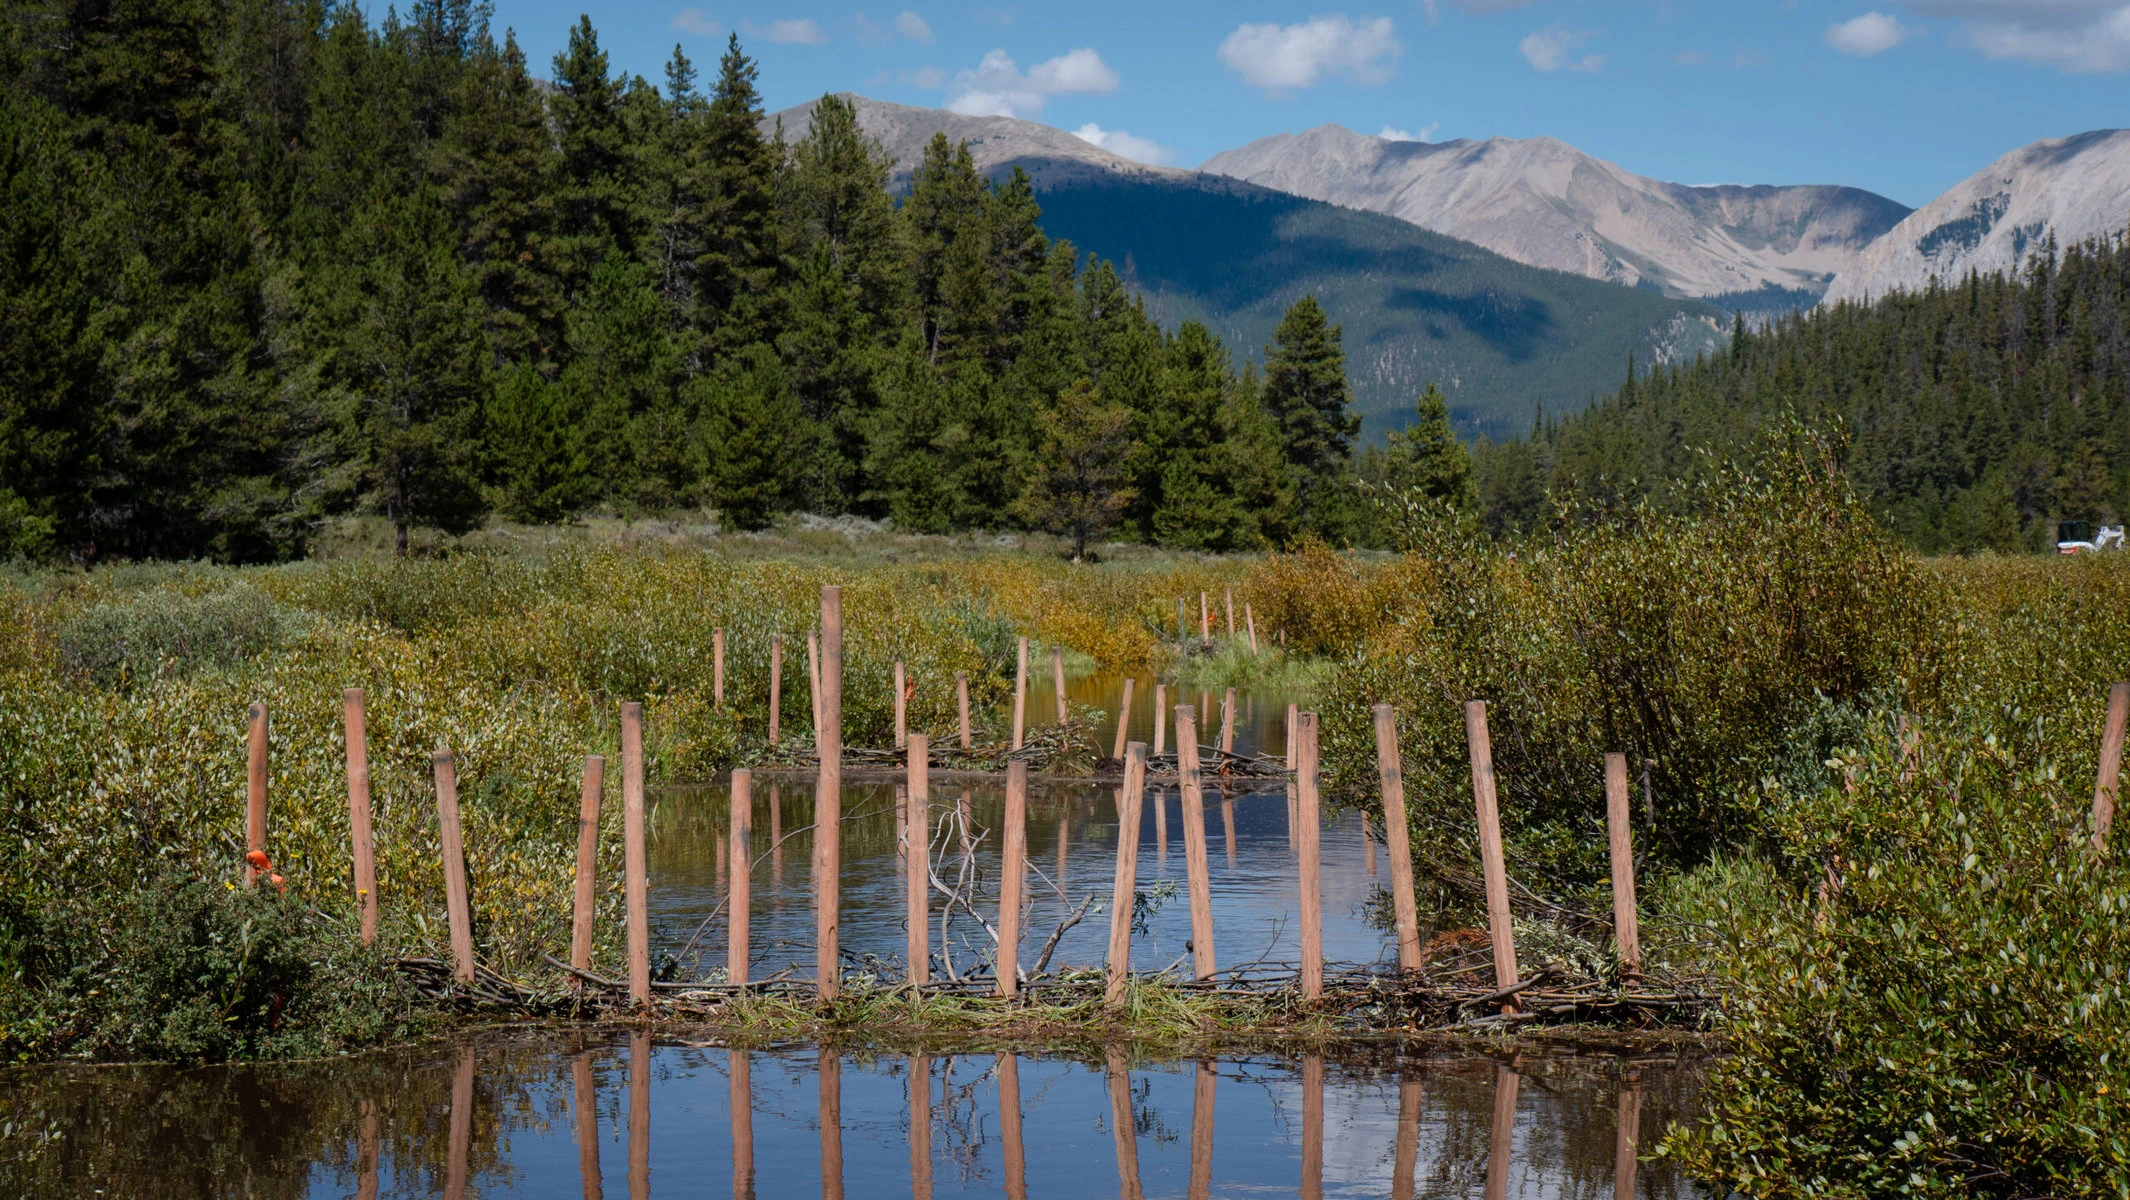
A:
[1072,123,1177,165]
[1379,122,1438,141]
[1898,2,2130,71]
[1826,12,1909,55]
[671,7,719,36]
[1520,25,1603,71]
[746,17,827,44]
[896,10,934,42]
[1217,16,1401,91]
[944,47,1119,118]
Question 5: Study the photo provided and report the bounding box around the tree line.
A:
[0,0,1478,561]
[1473,230,2130,552]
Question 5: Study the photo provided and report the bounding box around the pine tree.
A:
[696,342,806,529]
[548,16,630,300]
[486,362,593,521]
[1014,380,1140,561]
[1260,296,1361,535]
[1374,383,1475,508]
[685,34,782,353]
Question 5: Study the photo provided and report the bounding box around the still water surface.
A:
[0,1034,1705,1198]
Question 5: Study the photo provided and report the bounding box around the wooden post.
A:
[1372,705,1422,972]
[245,702,268,885]
[627,1032,650,1199]
[1614,1077,1640,1200]
[1300,1054,1323,1200]
[1464,701,1519,1008]
[1219,688,1236,758]
[1106,742,1148,1004]
[622,703,651,1006]
[343,689,378,944]
[1604,753,1641,977]
[1112,678,1135,760]
[433,750,476,985]
[997,761,1028,997]
[909,1054,934,1200]
[956,671,972,751]
[1221,789,1237,866]
[1285,703,1298,770]
[906,734,929,987]
[1052,645,1068,724]
[714,627,726,709]
[1245,604,1259,655]
[729,768,752,986]
[1224,588,1235,639]
[1392,1077,1420,1200]
[820,1056,844,1200]
[1200,592,1210,644]
[1485,1063,1518,1200]
[1012,637,1028,750]
[1152,683,1167,756]
[730,1051,754,1200]
[1107,1049,1145,1200]
[807,629,823,736]
[444,1045,474,1200]
[894,660,908,750]
[998,1054,1028,1200]
[816,586,843,1001]
[1188,1061,1215,1200]
[2093,681,2129,851]
[1175,706,1216,980]
[1295,712,1324,1001]
[571,755,604,989]
[572,1053,602,1200]
[768,635,783,746]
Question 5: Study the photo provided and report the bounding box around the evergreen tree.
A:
[696,342,806,529]
[1014,380,1139,561]
[486,362,593,521]
[547,16,629,300]
[683,34,782,353]
[1370,382,1475,508]
[1260,295,1361,535]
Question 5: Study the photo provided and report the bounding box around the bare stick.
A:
[1176,706,1217,980]
[1465,701,1520,1010]
[343,689,377,944]
[246,702,268,885]
[1052,645,1068,724]
[714,627,726,709]
[1372,705,1422,971]
[1296,712,1324,1000]
[1106,742,1148,1004]
[729,768,752,986]
[956,671,971,751]
[1012,637,1028,750]
[622,702,650,1005]
[907,734,930,986]
[1152,683,1167,756]
[769,635,783,746]
[817,586,844,1000]
[571,755,604,989]
[1604,752,1641,976]
[433,750,475,984]
[1112,678,1135,760]
[894,660,908,750]
[998,761,1029,997]
[2093,681,2129,851]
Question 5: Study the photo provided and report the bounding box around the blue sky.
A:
[484,1,2130,207]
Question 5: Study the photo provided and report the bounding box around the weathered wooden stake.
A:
[1052,645,1068,724]
[713,627,726,709]
[729,768,752,986]
[1604,752,1641,977]
[1372,705,1423,971]
[1224,588,1235,639]
[998,1054,1028,1200]
[571,755,604,989]
[956,671,972,750]
[1246,604,1259,655]
[1175,706,1216,980]
[622,702,651,1006]
[1464,701,1520,1009]
[1296,712,1324,1001]
[816,586,844,1000]
[1220,688,1236,757]
[2093,681,2129,851]
[1106,742,1148,1004]
[807,629,823,736]
[343,688,378,944]
[245,702,269,885]
[1012,637,1029,750]
[1112,678,1135,760]
[433,750,476,984]
[1200,592,1210,644]
[997,760,1029,997]
[1152,683,1167,756]
[1285,703,1298,770]
[1188,1061,1215,1200]
[1221,789,1237,866]
[906,734,930,987]
[768,635,783,746]
[894,660,908,750]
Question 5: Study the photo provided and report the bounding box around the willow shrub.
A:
[1660,710,2130,1197]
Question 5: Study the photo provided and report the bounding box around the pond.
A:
[0,1033,1706,1198]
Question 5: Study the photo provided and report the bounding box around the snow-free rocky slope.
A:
[764,96,1724,441]
[1201,124,1910,310]
[1822,129,2130,306]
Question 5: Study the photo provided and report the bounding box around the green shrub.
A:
[54,584,309,687]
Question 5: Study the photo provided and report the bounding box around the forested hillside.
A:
[1479,231,2130,552]
[0,1,1434,561]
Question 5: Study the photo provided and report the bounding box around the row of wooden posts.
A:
[244,579,2130,1010]
[358,1038,1628,1200]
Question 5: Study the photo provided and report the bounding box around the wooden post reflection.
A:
[998,1053,1028,1200]
[1486,1062,1519,1200]
[628,1032,650,1200]
[1300,1055,1322,1200]
[574,1052,603,1200]
[1615,1076,1641,1200]
[769,783,784,883]
[820,1053,844,1200]
[909,1054,933,1200]
[444,1045,474,1200]
[1187,1061,1215,1200]
[356,1098,379,1200]
[730,1050,754,1200]
[1391,1076,1420,1200]
[1107,1049,1145,1200]
[1220,786,1236,867]
[1154,786,1168,863]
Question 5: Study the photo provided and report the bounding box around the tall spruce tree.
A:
[1260,295,1361,536]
